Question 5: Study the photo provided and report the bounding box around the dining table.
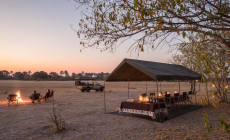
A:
[119,101,168,120]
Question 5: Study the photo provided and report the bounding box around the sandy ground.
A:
[0,80,229,140]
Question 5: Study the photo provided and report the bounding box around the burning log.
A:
[7,91,24,107]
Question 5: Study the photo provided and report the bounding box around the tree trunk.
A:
[205,82,210,105]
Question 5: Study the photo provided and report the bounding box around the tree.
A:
[172,39,229,101]
[49,72,61,80]
[10,71,13,77]
[32,71,49,80]
[64,70,69,77]
[0,70,10,79]
[76,0,230,52]
[71,73,76,80]
[60,70,64,77]
[22,71,31,80]
[13,72,24,80]
[28,70,32,76]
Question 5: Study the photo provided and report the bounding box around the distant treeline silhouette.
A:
[0,70,110,81]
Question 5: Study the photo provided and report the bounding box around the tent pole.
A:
[156,81,158,93]
[205,82,210,105]
[146,81,147,94]
[128,81,130,99]
[160,81,161,91]
[178,81,181,93]
[103,81,106,114]
[194,80,197,104]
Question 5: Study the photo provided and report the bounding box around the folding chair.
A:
[29,93,41,104]
[7,94,18,107]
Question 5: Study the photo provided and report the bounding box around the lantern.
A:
[127,99,134,102]
[139,95,143,102]
[144,96,149,102]
[225,84,229,89]
[212,84,215,88]
[139,94,149,103]
[167,91,170,94]
[174,91,178,93]
[158,92,162,97]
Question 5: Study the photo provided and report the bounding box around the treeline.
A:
[0,70,110,81]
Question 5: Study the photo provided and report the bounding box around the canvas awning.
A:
[106,58,202,81]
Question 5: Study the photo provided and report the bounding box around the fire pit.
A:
[7,94,18,106]
[7,91,24,107]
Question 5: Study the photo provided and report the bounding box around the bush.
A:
[49,103,66,132]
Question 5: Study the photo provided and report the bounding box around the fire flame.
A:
[16,91,23,102]
[1,91,30,105]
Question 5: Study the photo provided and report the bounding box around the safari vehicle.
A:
[75,79,104,92]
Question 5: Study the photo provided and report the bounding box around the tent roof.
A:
[106,58,202,81]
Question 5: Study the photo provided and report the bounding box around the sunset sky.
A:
[0,0,173,74]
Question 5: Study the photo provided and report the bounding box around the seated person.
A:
[29,90,36,99]
[29,90,35,96]
[45,89,51,100]
[39,89,50,101]
[29,90,41,103]
[50,89,54,97]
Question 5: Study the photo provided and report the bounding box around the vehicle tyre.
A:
[86,88,90,92]
[81,89,85,92]
[96,90,99,92]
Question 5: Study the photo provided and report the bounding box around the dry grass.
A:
[49,102,66,132]
[0,80,229,139]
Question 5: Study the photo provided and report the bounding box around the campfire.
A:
[7,91,28,106]
[16,91,23,103]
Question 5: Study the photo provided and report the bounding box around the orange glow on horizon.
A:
[0,56,115,74]
[0,0,172,77]
[0,62,113,74]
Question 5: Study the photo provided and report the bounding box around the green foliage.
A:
[201,97,210,106]
[76,0,230,51]
[32,71,49,80]
[0,70,110,81]
[0,70,11,80]
[203,113,213,132]
[213,91,218,96]
[172,39,230,101]
[211,98,219,108]
[219,118,230,133]
[203,112,230,133]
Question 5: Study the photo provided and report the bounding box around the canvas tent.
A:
[106,58,201,81]
[103,58,202,113]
